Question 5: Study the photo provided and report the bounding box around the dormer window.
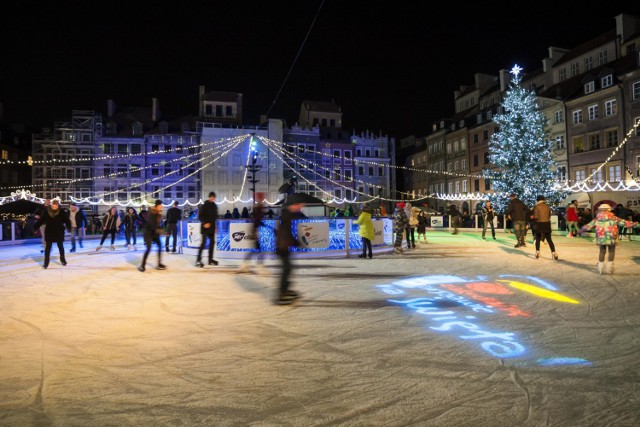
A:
[132,122,143,136]
[601,74,613,88]
[584,81,595,94]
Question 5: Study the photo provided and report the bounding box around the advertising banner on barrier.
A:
[373,220,386,245]
[187,223,201,248]
[229,222,257,249]
[431,216,444,228]
[297,222,329,248]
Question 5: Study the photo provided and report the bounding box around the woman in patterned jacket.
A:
[580,203,637,274]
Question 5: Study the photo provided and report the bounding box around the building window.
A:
[484,179,491,191]
[461,159,466,170]
[584,56,593,70]
[584,81,595,94]
[474,179,480,192]
[633,81,640,100]
[557,166,567,181]
[554,110,563,123]
[575,169,586,182]
[483,152,490,164]
[604,99,617,116]
[570,62,580,77]
[588,105,598,121]
[462,180,467,193]
[215,105,223,117]
[601,74,613,88]
[589,167,603,183]
[225,106,233,117]
[358,166,364,175]
[555,135,566,150]
[454,181,460,193]
[606,130,618,147]
[589,134,601,150]
[344,170,352,181]
[334,188,342,199]
[559,67,567,81]
[636,118,640,137]
[448,182,453,193]
[608,165,621,181]
[473,134,479,144]
[473,154,479,167]
[572,110,583,124]
[573,136,585,153]
[598,50,607,65]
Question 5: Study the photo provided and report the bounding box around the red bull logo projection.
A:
[377,275,591,367]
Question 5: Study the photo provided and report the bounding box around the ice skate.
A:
[96,245,103,252]
[597,261,604,274]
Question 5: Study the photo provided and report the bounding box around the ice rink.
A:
[0,230,639,426]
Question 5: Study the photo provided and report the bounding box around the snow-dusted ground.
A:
[0,230,639,426]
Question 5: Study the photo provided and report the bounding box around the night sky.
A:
[3,2,640,138]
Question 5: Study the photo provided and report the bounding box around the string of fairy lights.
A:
[1,117,639,207]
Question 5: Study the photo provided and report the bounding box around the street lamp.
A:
[246,134,262,201]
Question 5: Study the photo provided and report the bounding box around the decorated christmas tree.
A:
[485,65,567,210]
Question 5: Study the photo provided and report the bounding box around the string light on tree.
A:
[484,64,568,209]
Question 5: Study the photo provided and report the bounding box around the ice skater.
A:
[34,200,71,269]
[123,207,141,251]
[195,191,219,268]
[274,201,305,305]
[97,206,121,251]
[532,195,558,260]
[237,192,267,274]
[138,200,167,272]
[579,203,638,274]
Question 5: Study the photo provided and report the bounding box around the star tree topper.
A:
[510,64,523,77]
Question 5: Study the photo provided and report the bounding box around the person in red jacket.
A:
[565,200,579,237]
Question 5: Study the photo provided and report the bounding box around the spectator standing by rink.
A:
[393,202,409,254]
[34,200,71,269]
[354,204,375,259]
[579,203,638,274]
[138,200,166,272]
[164,201,182,253]
[195,192,219,268]
[532,195,558,260]
[96,206,121,251]
[123,207,141,251]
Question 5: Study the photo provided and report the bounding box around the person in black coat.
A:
[123,207,141,251]
[68,202,88,252]
[505,193,530,248]
[164,201,182,253]
[196,191,219,267]
[138,200,166,272]
[274,201,305,305]
[34,200,71,269]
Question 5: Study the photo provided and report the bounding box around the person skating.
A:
[481,200,496,240]
[354,204,375,259]
[237,192,267,274]
[68,202,88,252]
[579,203,638,274]
[138,200,166,272]
[164,201,182,253]
[506,193,529,248]
[34,200,71,269]
[96,206,121,251]
[532,195,558,260]
[196,192,219,267]
[35,198,51,254]
[275,201,305,305]
[392,202,409,254]
[447,204,461,235]
[123,207,141,251]
[416,210,428,243]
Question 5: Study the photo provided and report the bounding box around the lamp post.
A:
[246,134,262,201]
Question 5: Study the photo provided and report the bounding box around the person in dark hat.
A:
[164,201,182,253]
[138,200,166,272]
[196,192,219,267]
[579,203,638,274]
[532,195,558,260]
[34,199,71,269]
[506,193,529,248]
[123,206,142,251]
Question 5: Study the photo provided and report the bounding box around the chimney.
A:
[152,97,159,122]
[199,85,206,117]
[107,99,116,118]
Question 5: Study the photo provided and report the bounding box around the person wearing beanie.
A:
[532,195,558,260]
[138,200,167,272]
[579,203,638,274]
[33,199,71,269]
